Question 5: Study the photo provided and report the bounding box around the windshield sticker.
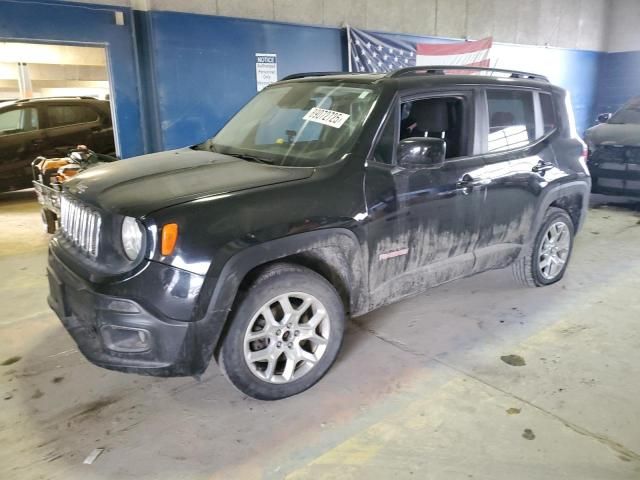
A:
[303,107,350,129]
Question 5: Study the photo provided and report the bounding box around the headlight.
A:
[121,216,143,260]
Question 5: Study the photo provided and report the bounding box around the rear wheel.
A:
[220,263,345,400]
[513,207,574,287]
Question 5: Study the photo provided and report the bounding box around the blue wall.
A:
[0,1,611,154]
[142,12,343,151]
[0,0,147,158]
[595,51,640,116]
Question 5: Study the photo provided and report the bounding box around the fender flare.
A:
[530,180,590,241]
[191,228,368,372]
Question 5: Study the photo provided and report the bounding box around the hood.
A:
[64,148,314,217]
[585,123,640,147]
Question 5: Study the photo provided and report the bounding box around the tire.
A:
[42,209,57,234]
[220,263,345,400]
[513,207,575,287]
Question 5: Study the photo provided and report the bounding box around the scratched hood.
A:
[585,123,640,147]
[64,148,313,217]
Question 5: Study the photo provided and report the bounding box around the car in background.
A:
[585,96,640,197]
[0,97,115,193]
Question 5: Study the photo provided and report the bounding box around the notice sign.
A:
[256,53,277,91]
[303,107,351,128]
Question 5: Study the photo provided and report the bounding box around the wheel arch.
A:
[194,228,369,368]
[533,181,590,239]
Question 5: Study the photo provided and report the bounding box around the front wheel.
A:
[513,207,575,287]
[220,263,345,400]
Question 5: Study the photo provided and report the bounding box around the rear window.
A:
[47,105,99,128]
[486,89,535,152]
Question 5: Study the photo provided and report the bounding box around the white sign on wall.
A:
[256,53,278,91]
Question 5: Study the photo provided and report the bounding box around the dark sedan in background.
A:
[0,96,115,193]
[585,96,640,197]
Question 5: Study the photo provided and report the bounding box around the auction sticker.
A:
[303,107,350,128]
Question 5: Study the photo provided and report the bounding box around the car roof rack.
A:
[387,65,549,82]
[14,95,100,102]
[280,71,362,81]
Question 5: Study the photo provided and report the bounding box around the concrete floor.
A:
[1,190,640,480]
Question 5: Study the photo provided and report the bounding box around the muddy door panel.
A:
[402,158,485,292]
[473,143,554,272]
[364,163,411,306]
[365,158,485,309]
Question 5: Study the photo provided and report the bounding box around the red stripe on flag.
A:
[416,37,493,56]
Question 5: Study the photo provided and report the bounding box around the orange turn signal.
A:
[161,223,178,256]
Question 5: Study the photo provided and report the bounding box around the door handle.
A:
[532,160,554,174]
[456,174,491,191]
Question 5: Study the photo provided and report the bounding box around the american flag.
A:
[347,27,492,73]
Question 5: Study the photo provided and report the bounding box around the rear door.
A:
[42,103,103,156]
[472,87,558,272]
[0,106,42,191]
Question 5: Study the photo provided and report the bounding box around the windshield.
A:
[609,97,640,125]
[206,82,378,167]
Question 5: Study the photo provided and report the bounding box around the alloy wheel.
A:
[243,292,330,384]
[538,221,571,280]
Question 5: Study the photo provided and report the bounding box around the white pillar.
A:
[17,62,32,98]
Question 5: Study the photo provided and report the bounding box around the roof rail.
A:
[15,95,100,102]
[280,71,358,81]
[387,65,549,82]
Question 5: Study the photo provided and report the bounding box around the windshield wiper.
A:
[226,153,275,165]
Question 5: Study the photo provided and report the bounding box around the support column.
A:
[17,62,32,98]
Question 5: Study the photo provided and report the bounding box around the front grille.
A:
[592,145,640,163]
[60,196,101,257]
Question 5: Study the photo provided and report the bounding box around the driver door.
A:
[364,90,486,309]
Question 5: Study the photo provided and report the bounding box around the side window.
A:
[486,89,535,153]
[373,109,397,165]
[539,92,556,135]
[0,108,39,136]
[47,105,99,128]
[401,96,467,159]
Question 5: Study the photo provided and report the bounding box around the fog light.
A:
[101,325,150,353]
[106,299,140,313]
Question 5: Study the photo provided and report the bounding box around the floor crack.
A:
[351,319,426,357]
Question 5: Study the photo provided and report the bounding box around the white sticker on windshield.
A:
[303,107,350,129]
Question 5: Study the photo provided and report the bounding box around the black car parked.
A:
[0,96,115,192]
[585,96,640,197]
[47,67,590,400]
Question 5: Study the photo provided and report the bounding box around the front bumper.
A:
[47,248,214,377]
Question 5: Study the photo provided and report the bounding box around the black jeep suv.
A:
[0,96,115,192]
[47,67,590,400]
[585,96,640,197]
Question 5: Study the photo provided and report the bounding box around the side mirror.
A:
[397,137,446,169]
[597,112,611,123]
